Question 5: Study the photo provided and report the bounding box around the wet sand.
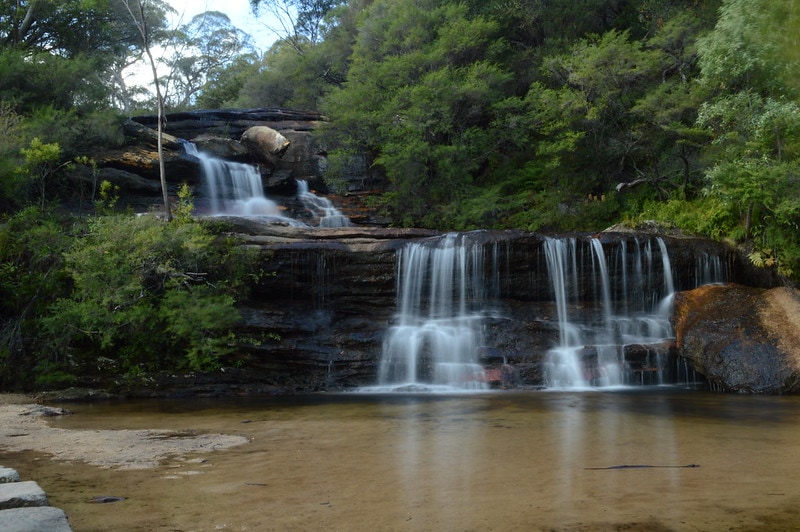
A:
[1,390,800,531]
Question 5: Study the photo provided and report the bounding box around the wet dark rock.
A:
[673,284,800,393]
[19,406,71,417]
[191,134,249,160]
[89,496,125,504]
[220,226,773,391]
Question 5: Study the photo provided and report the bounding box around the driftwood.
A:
[615,178,653,192]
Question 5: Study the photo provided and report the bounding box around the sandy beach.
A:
[0,394,248,470]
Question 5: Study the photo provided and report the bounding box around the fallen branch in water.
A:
[585,464,700,470]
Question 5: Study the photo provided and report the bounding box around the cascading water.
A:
[296,180,352,228]
[543,236,702,389]
[184,142,291,219]
[375,233,496,392]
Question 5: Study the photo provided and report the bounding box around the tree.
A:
[196,51,262,109]
[102,0,174,112]
[250,0,345,52]
[697,0,793,96]
[18,138,62,210]
[322,0,512,226]
[163,11,255,109]
[696,0,800,277]
[0,208,72,389]
[121,0,171,221]
[43,215,248,375]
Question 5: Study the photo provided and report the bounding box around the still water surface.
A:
[3,388,800,531]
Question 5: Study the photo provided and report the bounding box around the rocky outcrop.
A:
[191,134,249,159]
[223,221,436,390]
[673,284,800,393]
[131,108,325,139]
[219,223,772,391]
[133,108,327,189]
[90,109,333,212]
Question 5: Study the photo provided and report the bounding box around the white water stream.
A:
[184,143,350,227]
[542,236,723,389]
[184,142,286,217]
[297,180,352,228]
[375,233,497,391]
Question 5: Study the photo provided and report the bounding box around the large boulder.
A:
[673,284,800,393]
[240,126,291,163]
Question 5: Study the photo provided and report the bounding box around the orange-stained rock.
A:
[673,284,800,393]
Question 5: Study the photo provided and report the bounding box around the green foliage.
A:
[0,101,26,211]
[196,52,261,109]
[0,208,73,389]
[173,183,195,224]
[697,0,797,96]
[17,138,63,209]
[237,41,337,109]
[39,214,255,376]
[159,288,237,371]
[95,180,120,215]
[316,0,724,229]
[635,197,738,238]
[322,0,514,225]
[0,49,108,113]
[162,11,256,109]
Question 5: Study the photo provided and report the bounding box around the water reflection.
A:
[389,396,487,525]
[5,389,800,531]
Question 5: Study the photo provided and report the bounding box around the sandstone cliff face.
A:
[673,284,800,393]
[220,221,770,392]
[131,109,328,193]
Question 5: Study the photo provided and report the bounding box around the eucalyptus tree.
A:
[236,0,361,109]
[0,0,153,112]
[249,0,345,53]
[162,11,255,109]
[195,52,262,109]
[103,0,174,113]
[121,0,172,220]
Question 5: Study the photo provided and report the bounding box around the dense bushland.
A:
[0,205,259,390]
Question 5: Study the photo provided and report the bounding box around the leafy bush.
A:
[0,208,73,389]
[636,197,738,239]
[42,214,255,377]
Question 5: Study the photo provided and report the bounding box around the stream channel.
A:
[2,388,800,531]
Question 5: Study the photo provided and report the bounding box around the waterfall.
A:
[296,180,352,228]
[543,236,680,389]
[376,233,495,392]
[183,142,288,218]
[695,252,727,287]
[543,238,588,388]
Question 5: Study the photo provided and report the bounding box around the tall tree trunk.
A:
[123,0,172,221]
